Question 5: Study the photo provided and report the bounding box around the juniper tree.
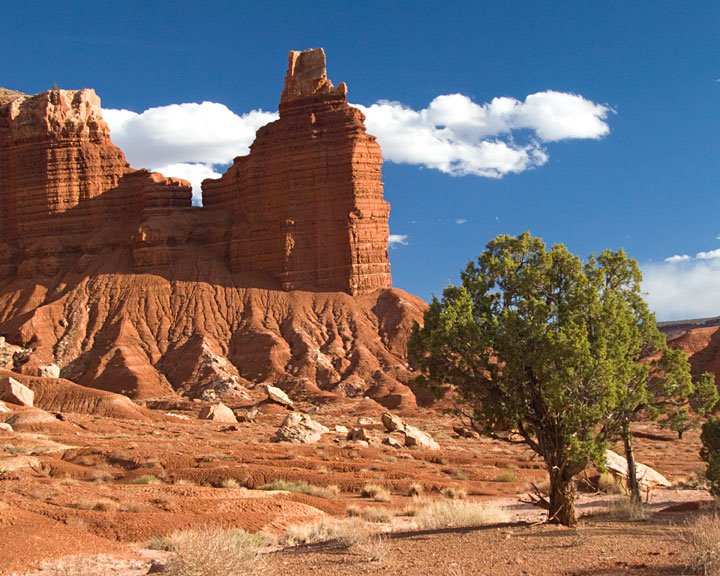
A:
[409,232,711,525]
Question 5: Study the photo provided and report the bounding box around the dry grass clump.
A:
[495,470,518,483]
[284,518,386,560]
[407,482,424,497]
[605,496,646,521]
[132,474,164,485]
[361,483,391,502]
[120,501,148,513]
[259,479,339,498]
[414,500,508,530]
[70,498,117,512]
[440,486,467,500]
[162,527,267,576]
[687,514,720,575]
[220,478,241,489]
[597,472,623,494]
[346,505,391,523]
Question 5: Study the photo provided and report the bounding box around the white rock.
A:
[38,364,60,378]
[198,402,237,423]
[403,425,440,450]
[605,450,672,488]
[381,412,406,433]
[262,384,294,408]
[273,413,329,444]
[0,376,34,407]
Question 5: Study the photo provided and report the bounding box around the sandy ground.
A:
[0,399,714,575]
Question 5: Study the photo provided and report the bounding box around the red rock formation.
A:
[204,48,392,294]
[0,50,424,410]
[0,87,193,280]
[669,325,720,389]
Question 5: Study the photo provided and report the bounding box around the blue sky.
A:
[2,1,719,319]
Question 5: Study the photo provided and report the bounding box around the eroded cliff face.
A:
[0,49,423,410]
[204,48,392,294]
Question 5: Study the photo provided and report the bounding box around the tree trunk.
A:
[622,418,642,504]
[548,465,577,526]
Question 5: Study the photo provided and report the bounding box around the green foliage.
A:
[701,418,720,498]
[409,232,670,525]
[651,350,718,438]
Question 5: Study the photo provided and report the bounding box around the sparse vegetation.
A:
[132,474,163,485]
[440,486,467,500]
[284,517,383,560]
[359,506,392,523]
[407,482,424,497]
[414,500,508,530]
[220,477,241,489]
[361,483,391,502]
[687,514,720,575]
[495,471,517,483]
[164,527,267,576]
[259,479,339,498]
[605,496,646,521]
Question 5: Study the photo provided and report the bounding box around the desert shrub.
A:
[220,478,241,489]
[407,482,424,497]
[132,474,163,485]
[701,419,720,498]
[451,470,469,480]
[285,519,353,546]
[440,486,467,500]
[495,471,517,483]
[605,496,646,521]
[164,527,267,576]
[259,479,338,498]
[92,498,117,512]
[414,500,507,530]
[687,514,720,575]
[359,506,392,523]
[120,501,148,513]
[597,472,623,494]
[361,483,391,502]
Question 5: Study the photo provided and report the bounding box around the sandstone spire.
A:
[204,48,392,294]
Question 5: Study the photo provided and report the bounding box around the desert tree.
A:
[409,232,711,525]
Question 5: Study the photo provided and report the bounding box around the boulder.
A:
[198,403,237,423]
[381,412,406,433]
[334,425,349,434]
[605,450,672,488]
[347,427,371,442]
[273,413,329,444]
[38,363,60,378]
[0,376,34,407]
[403,425,440,450]
[382,436,403,449]
[235,408,258,423]
[263,384,294,408]
[0,400,10,413]
[0,422,13,432]
[453,425,480,439]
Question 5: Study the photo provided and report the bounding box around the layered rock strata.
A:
[204,48,391,294]
[0,50,423,409]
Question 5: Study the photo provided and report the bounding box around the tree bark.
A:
[548,464,577,526]
[622,418,642,504]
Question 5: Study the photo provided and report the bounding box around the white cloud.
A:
[696,249,720,260]
[102,89,610,199]
[104,103,277,201]
[150,162,221,206]
[355,91,610,177]
[643,252,720,320]
[455,218,467,225]
[388,234,409,248]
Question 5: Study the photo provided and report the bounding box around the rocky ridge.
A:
[0,49,425,409]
